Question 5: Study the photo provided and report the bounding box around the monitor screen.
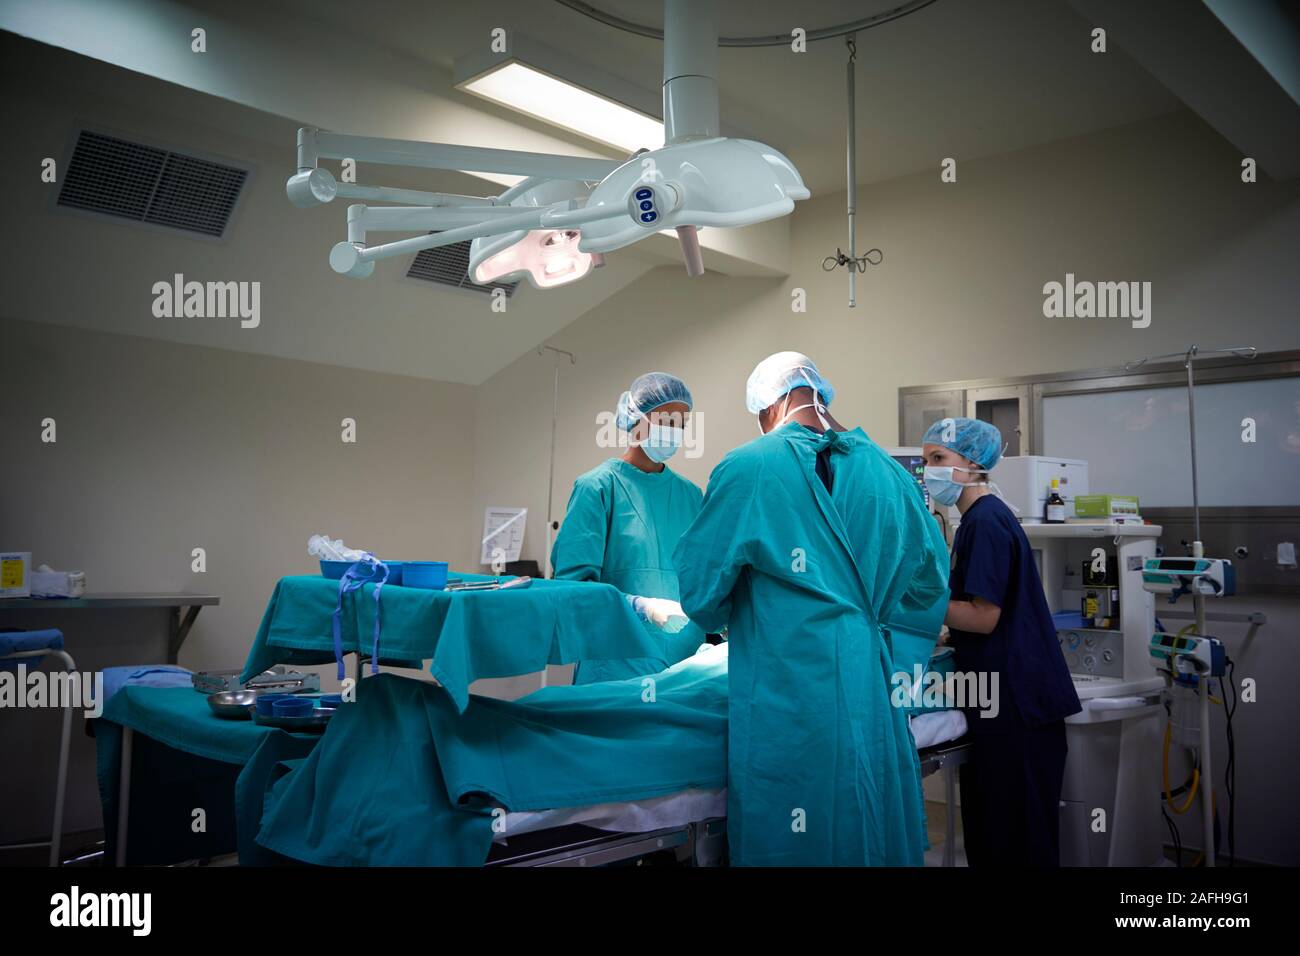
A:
[892,454,930,508]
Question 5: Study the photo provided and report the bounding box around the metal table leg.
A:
[115,727,133,866]
[49,650,76,867]
[943,759,957,867]
[0,646,76,867]
[168,606,203,665]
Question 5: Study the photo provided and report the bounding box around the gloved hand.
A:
[630,596,690,634]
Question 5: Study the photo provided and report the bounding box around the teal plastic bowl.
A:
[403,561,449,590]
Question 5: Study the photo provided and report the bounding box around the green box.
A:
[1074,494,1140,519]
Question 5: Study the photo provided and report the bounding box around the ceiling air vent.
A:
[406,236,519,298]
[57,129,249,238]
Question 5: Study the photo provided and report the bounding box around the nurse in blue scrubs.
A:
[921,418,1081,867]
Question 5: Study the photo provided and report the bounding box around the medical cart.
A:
[1026,521,1166,866]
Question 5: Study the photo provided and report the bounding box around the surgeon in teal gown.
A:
[673,352,949,866]
[552,372,706,684]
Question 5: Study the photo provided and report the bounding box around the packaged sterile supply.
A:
[0,552,32,598]
[307,534,366,563]
[31,565,87,599]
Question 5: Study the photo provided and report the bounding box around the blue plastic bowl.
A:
[403,561,449,590]
[318,693,344,708]
[273,697,313,717]
[319,560,350,580]
[320,559,403,585]
[255,693,292,717]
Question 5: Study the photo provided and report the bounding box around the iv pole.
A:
[846,34,857,308]
[1124,344,1256,867]
[535,345,575,690]
[822,35,882,306]
[538,344,576,581]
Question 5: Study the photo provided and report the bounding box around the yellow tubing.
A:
[1163,626,1209,814]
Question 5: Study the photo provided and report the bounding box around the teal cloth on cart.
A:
[94,686,319,864]
[98,686,297,766]
[255,650,728,867]
[241,575,665,711]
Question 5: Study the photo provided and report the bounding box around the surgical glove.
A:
[631,595,690,634]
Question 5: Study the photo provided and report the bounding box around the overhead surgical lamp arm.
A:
[347,204,530,241]
[329,200,630,276]
[334,183,498,207]
[296,128,621,183]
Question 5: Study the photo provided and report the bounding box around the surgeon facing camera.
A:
[921,417,1082,867]
[551,372,706,684]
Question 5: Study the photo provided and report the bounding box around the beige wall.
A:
[0,317,479,673]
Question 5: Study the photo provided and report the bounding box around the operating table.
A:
[483,709,971,867]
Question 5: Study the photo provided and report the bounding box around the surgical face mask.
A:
[640,422,683,463]
[922,465,986,506]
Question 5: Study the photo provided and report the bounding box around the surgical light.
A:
[457,61,664,155]
[578,137,808,255]
[578,0,809,269]
[286,0,813,287]
[472,229,601,289]
[469,178,604,289]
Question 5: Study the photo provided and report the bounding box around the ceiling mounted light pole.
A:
[662,0,717,275]
[578,0,810,272]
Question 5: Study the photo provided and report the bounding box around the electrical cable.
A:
[1220,657,1237,866]
[552,0,942,47]
[1161,805,1182,866]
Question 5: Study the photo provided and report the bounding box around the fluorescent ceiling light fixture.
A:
[458,61,663,154]
[464,170,526,188]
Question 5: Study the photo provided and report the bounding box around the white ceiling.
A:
[261,0,1184,193]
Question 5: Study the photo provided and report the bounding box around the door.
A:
[965,384,1032,456]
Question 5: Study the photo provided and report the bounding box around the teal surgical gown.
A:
[673,424,949,866]
[552,457,705,684]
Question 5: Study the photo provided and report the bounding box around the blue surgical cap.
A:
[921,417,1004,471]
[615,372,693,431]
[745,351,835,414]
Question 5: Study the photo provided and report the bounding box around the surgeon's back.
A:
[674,422,948,866]
[825,428,949,623]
